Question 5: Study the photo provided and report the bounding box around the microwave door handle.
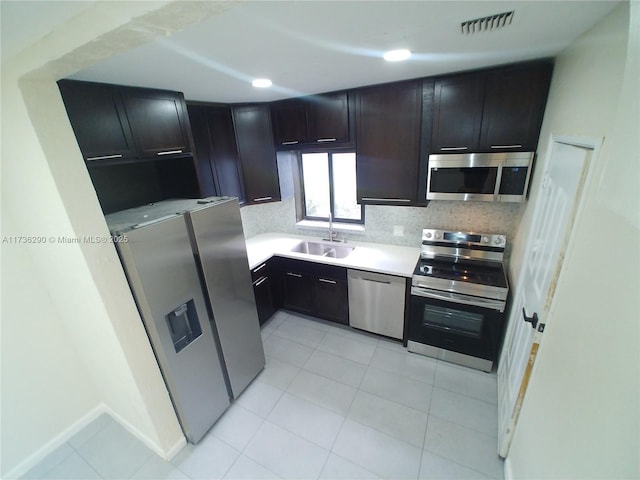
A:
[411,287,505,311]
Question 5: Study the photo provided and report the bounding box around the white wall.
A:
[507,2,640,477]
[1,213,101,476]
[0,2,231,475]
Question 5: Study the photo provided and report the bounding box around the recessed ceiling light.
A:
[252,78,272,88]
[383,49,411,62]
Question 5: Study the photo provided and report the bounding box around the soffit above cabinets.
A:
[2,1,619,103]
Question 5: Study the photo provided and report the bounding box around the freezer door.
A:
[186,198,265,398]
[116,215,230,443]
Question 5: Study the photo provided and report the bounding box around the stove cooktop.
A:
[413,229,509,301]
[413,258,508,289]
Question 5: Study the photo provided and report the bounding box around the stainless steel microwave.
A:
[426,152,534,203]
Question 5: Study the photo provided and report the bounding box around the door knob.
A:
[522,307,538,329]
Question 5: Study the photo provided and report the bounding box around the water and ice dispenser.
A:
[166,299,202,353]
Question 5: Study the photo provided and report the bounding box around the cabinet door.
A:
[307,92,350,144]
[252,275,276,325]
[233,105,281,205]
[124,88,192,157]
[58,80,136,161]
[282,271,314,313]
[187,104,218,197]
[314,277,349,325]
[207,107,245,200]
[271,100,308,147]
[187,104,245,201]
[356,81,422,205]
[479,63,552,152]
[431,73,485,152]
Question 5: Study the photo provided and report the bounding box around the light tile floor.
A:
[24,310,503,480]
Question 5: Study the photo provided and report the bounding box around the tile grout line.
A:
[25,443,78,480]
[67,420,130,480]
[424,360,503,479]
[320,336,370,479]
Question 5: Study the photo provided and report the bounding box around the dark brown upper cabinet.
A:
[59,80,201,214]
[271,99,308,146]
[355,80,422,205]
[59,80,194,162]
[187,103,245,202]
[479,62,553,152]
[431,61,553,154]
[124,88,192,158]
[271,92,352,148]
[306,92,351,144]
[58,80,137,162]
[232,105,281,205]
[431,73,485,153]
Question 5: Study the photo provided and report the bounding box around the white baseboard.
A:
[504,456,513,480]
[103,405,186,460]
[3,403,186,478]
[165,436,188,461]
[3,404,106,479]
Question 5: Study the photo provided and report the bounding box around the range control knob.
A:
[494,237,503,245]
[482,236,489,243]
[434,232,442,239]
[425,232,432,239]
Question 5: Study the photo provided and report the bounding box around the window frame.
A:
[298,148,364,225]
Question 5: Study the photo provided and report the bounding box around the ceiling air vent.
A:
[461,11,514,34]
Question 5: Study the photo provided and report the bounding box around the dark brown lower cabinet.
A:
[251,260,279,325]
[283,271,314,313]
[274,257,349,325]
[314,275,349,325]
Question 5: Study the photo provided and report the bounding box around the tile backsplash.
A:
[240,197,524,258]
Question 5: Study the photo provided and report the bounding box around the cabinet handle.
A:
[253,196,273,202]
[318,278,337,284]
[316,138,337,143]
[491,144,523,149]
[281,141,299,145]
[440,147,468,151]
[156,149,183,156]
[253,263,267,273]
[286,272,302,278]
[361,197,412,203]
[253,276,268,287]
[86,154,123,161]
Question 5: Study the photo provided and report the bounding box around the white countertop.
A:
[245,233,421,278]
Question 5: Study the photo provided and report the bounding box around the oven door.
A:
[408,286,505,362]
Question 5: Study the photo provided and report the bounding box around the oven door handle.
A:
[411,286,505,312]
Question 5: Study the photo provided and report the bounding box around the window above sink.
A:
[300,151,364,225]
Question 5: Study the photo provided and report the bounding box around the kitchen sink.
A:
[290,241,355,259]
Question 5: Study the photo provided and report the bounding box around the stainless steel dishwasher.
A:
[347,270,406,340]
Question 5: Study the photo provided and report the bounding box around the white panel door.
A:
[498,140,592,457]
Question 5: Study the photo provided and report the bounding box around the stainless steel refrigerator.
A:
[107,197,265,443]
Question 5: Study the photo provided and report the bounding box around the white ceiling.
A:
[2,1,619,103]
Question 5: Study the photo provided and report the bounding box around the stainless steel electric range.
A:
[407,229,509,372]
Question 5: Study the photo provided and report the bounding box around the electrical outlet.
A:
[393,225,404,237]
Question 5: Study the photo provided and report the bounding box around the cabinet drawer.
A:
[251,261,270,282]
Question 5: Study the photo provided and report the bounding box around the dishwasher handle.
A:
[357,276,391,285]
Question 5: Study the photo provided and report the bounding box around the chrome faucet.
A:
[327,212,338,242]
